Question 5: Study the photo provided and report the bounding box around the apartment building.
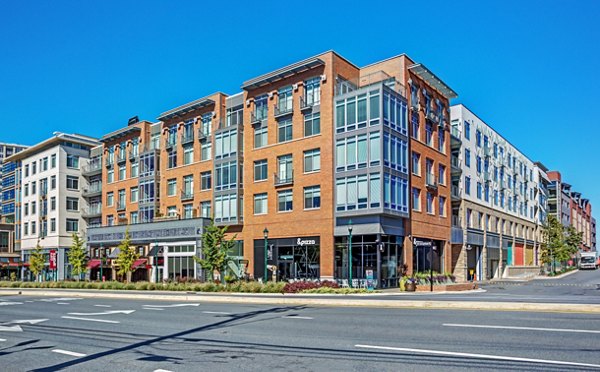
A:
[4,133,99,280]
[592,217,597,252]
[0,142,28,223]
[449,105,548,281]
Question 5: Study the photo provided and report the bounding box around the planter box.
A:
[415,283,477,292]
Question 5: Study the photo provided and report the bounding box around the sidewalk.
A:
[1,288,599,314]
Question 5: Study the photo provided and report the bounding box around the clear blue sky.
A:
[1,0,598,219]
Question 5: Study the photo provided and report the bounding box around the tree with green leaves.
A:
[564,225,583,257]
[115,230,138,283]
[68,233,88,281]
[29,242,46,282]
[541,215,564,273]
[194,221,236,283]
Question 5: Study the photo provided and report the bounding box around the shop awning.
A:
[23,262,30,267]
[132,259,147,269]
[87,259,101,269]
[8,263,20,267]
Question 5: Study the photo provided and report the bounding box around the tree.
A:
[194,221,236,283]
[564,225,583,262]
[115,230,138,283]
[541,215,564,273]
[29,242,46,282]
[68,233,87,281]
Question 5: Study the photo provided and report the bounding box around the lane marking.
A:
[11,319,48,325]
[0,338,6,342]
[56,303,70,305]
[143,308,164,311]
[202,311,232,315]
[39,298,82,302]
[0,302,23,306]
[142,304,200,308]
[93,305,111,308]
[355,344,600,369]
[61,316,119,324]
[52,349,87,358]
[443,323,600,334]
[68,310,135,316]
[25,301,34,303]
[154,369,173,372]
[0,325,22,332]
[282,316,313,320]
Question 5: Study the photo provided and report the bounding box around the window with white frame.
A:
[277,189,293,212]
[304,113,320,137]
[254,160,268,181]
[278,118,292,143]
[130,187,138,203]
[183,144,194,165]
[167,179,176,196]
[304,186,320,209]
[303,149,320,173]
[254,126,267,149]
[254,193,267,215]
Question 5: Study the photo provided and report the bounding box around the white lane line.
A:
[52,349,87,358]
[202,311,232,315]
[443,323,600,334]
[68,310,135,316]
[142,304,200,308]
[355,344,600,369]
[93,304,111,308]
[25,301,34,303]
[61,316,119,324]
[0,338,6,342]
[143,308,164,311]
[154,369,173,372]
[282,316,313,320]
[56,303,70,305]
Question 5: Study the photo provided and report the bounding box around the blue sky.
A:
[1,0,599,219]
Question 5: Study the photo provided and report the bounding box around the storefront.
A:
[486,233,501,279]
[514,239,525,266]
[254,237,320,282]
[334,234,403,288]
[465,229,484,281]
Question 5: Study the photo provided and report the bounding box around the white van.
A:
[579,252,598,270]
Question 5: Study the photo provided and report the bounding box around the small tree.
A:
[68,233,88,281]
[194,221,236,283]
[541,215,564,273]
[564,225,583,264]
[115,230,139,283]
[29,242,46,282]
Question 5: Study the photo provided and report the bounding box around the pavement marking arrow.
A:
[0,325,23,332]
[142,304,200,308]
[67,310,135,316]
[10,319,49,325]
[52,349,87,358]
[61,316,120,324]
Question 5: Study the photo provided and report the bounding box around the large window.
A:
[66,218,79,233]
[66,197,79,211]
[464,149,471,168]
[383,133,408,173]
[200,201,211,218]
[304,113,320,137]
[412,187,421,211]
[215,129,238,159]
[304,77,321,106]
[254,95,268,121]
[119,164,126,180]
[464,121,471,140]
[66,176,79,190]
[254,160,268,181]
[412,152,421,176]
[168,149,177,169]
[66,154,79,169]
[254,193,267,215]
[254,126,267,149]
[201,171,211,190]
[131,161,138,178]
[336,173,388,211]
[304,186,321,209]
[214,194,237,223]
[304,149,320,173]
[383,90,407,135]
[278,86,293,113]
[278,118,293,143]
[426,192,434,214]
[336,89,381,133]
[183,144,194,165]
[276,155,293,184]
[215,161,237,191]
[439,196,446,216]
[130,187,138,203]
[201,141,212,161]
[167,179,176,196]
[465,176,471,195]
[277,189,293,212]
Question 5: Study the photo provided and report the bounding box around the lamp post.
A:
[348,220,353,288]
[430,242,436,292]
[99,243,103,282]
[263,228,269,282]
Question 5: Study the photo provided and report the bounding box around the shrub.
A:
[301,287,367,294]
[282,280,339,294]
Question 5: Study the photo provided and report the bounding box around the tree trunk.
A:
[126,271,132,283]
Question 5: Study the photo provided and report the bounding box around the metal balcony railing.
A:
[300,94,318,110]
[129,150,139,161]
[82,205,102,218]
[274,171,293,186]
[181,131,194,144]
[274,101,293,118]
[181,190,194,201]
[117,201,126,211]
[426,173,438,189]
[451,185,461,199]
[165,137,177,149]
[251,109,267,124]
[83,183,102,196]
[105,158,114,167]
[197,128,207,141]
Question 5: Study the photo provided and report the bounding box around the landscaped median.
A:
[0,280,368,294]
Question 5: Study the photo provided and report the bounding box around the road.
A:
[0,270,599,371]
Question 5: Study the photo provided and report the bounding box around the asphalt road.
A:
[1,290,600,371]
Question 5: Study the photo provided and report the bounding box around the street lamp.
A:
[263,228,269,282]
[154,240,159,284]
[348,220,353,288]
[99,243,103,282]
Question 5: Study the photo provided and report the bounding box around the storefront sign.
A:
[297,238,316,246]
[366,269,374,291]
[49,250,57,270]
[413,238,433,248]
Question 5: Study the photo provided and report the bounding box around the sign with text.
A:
[413,238,433,248]
[366,269,375,291]
[49,250,57,270]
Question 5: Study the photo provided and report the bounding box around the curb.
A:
[1,289,599,314]
[533,269,580,280]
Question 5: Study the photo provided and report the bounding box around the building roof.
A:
[100,126,142,143]
[157,96,218,121]
[242,57,326,91]
[3,132,99,163]
[408,63,458,99]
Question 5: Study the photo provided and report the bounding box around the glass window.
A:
[183,204,193,219]
[183,144,194,165]
[66,176,79,190]
[254,126,267,149]
[119,164,126,180]
[254,160,268,181]
[66,197,79,211]
[51,154,56,168]
[201,141,212,161]
[370,173,381,208]
[107,192,114,206]
[412,152,420,175]
[304,113,320,137]
[439,196,446,216]
[107,169,114,183]
[465,176,471,195]
[167,179,176,196]
[465,149,471,167]
[168,149,177,168]
[278,118,293,143]
[51,175,56,189]
[369,132,380,166]
[277,189,293,212]
[304,186,321,209]
[254,193,267,215]
[304,77,321,105]
[426,192,434,214]
[66,154,79,169]
[200,201,211,218]
[66,218,79,232]
[130,187,138,203]
[438,165,446,185]
[304,149,320,173]
[412,187,420,211]
[131,162,139,178]
[276,155,293,184]
[201,171,211,190]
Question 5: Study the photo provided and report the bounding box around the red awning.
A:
[87,259,101,269]
[132,259,147,269]
[23,263,30,267]
[8,263,20,267]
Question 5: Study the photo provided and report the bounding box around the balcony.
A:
[129,150,139,161]
[83,184,102,197]
[451,156,462,174]
[450,126,461,149]
[165,137,177,150]
[426,109,440,123]
[300,95,318,111]
[181,131,194,145]
[197,128,207,142]
[116,154,127,164]
[251,110,267,125]
[274,102,293,118]
[117,201,126,211]
[105,158,114,168]
[483,172,491,182]
[483,146,491,157]
[39,187,48,199]
[426,173,438,190]
[451,185,461,201]
[82,205,102,218]
[181,190,194,201]
[274,171,293,186]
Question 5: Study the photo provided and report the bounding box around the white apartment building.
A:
[5,133,99,280]
[449,104,548,281]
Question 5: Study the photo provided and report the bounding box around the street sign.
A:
[49,250,57,270]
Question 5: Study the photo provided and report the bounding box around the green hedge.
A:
[300,287,368,294]
[0,281,286,293]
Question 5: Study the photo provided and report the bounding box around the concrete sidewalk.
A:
[1,288,599,314]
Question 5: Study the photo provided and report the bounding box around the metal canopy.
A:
[100,126,141,143]
[408,63,458,99]
[158,98,215,121]
[242,58,325,90]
